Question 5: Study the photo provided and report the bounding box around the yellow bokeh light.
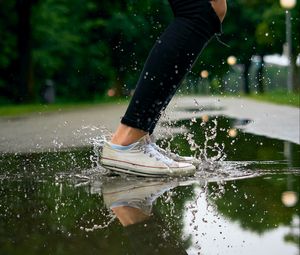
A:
[228,128,238,137]
[281,191,298,207]
[280,0,296,9]
[107,88,116,97]
[227,56,237,66]
[200,70,209,78]
[202,114,209,122]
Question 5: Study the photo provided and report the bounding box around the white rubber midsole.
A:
[102,164,168,177]
[101,158,195,177]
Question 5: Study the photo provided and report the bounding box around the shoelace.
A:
[142,143,174,165]
[151,143,181,160]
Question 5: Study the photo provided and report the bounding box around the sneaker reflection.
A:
[102,177,188,255]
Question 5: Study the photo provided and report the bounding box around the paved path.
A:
[0,103,127,153]
[0,97,299,153]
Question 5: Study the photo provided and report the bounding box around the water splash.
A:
[81,213,116,232]
[199,118,226,163]
[88,128,112,175]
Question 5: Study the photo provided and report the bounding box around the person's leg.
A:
[148,0,227,135]
[112,0,226,146]
[211,0,227,23]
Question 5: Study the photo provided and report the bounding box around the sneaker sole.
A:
[102,163,195,178]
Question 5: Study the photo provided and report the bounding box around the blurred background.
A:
[0,0,299,108]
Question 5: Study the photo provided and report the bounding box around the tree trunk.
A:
[16,0,34,103]
[256,55,264,94]
[243,60,251,94]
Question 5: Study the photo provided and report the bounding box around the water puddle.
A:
[0,116,299,255]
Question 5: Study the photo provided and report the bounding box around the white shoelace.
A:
[142,143,174,165]
[151,143,180,159]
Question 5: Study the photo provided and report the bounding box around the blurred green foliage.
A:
[195,0,300,93]
[0,0,299,104]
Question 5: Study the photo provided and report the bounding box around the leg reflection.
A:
[112,206,150,227]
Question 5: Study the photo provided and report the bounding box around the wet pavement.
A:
[0,114,299,255]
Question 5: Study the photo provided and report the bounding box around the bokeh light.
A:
[107,88,116,97]
[281,191,298,207]
[227,56,237,66]
[280,0,296,9]
[228,128,238,137]
[200,70,209,78]
[201,114,209,122]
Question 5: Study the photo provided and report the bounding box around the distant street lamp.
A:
[200,70,209,78]
[281,191,298,207]
[280,0,296,93]
[227,56,237,66]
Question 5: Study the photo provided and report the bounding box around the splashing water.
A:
[81,213,117,232]
[84,127,113,176]
[198,118,227,170]
[174,116,227,174]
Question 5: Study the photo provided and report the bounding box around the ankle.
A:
[111,124,147,146]
[111,136,136,146]
[111,136,143,146]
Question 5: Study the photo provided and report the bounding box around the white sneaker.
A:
[99,135,195,177]
[149,134,200,166]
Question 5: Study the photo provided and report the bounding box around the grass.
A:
[246,91,300,107]
[0,97,129,117]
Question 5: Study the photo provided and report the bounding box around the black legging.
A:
[121,0,221,134]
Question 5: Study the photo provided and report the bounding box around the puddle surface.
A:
[0,116,299,255]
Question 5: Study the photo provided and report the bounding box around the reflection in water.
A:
[282,141,299,207]
[0,115,299,254]
[101,177,190,254]
[282,191,298,207]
